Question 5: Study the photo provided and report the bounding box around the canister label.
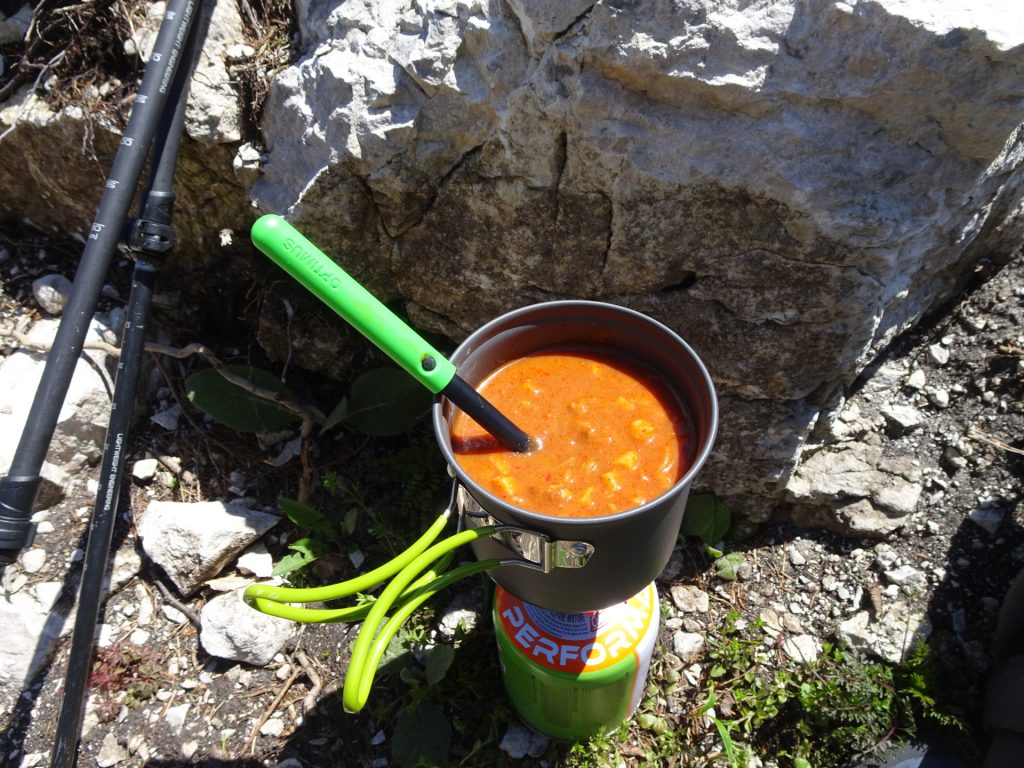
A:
[495,582,657,674]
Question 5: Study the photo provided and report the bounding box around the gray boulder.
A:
[252,0,1024,516]
[2,0,1023,523]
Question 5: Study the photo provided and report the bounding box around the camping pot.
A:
[432,301,718,612]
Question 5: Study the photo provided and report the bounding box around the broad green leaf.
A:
[378,634,414,677]
[279,498,327,532]
[392,700,452,768]
[272,549,317,576]
[320,396,349,434]
[681,494,732,545]
[715,551,746,581]
[185,365,300,433]
[424,644,455,686]
[341,367,433,437]
[399,666,423,684]
[343,508,359,535]
[286,537,318,557]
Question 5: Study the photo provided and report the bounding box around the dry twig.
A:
[968,426,1024,457]
[295,649,322,713]
[242,662,304,756]
[153,579,202,628]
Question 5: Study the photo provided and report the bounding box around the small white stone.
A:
[906,369,927,389]
[162,604,188,624]
[96,732,128,767]
[127,734,146,755]
[927,343,950,365]
[880,403,924,432]
[927,388,950,408]
[34,521,55,535]
[259,717,286,737]
[225,43,256,61]
[237,543,274,578]
[151,405,182,430]
[32,274,73,315]
[683,663,703,686]
[787,545,806,566]
[34,581,63,610]
[164,703,190,735]
[205,575,252,592]
[20,548,46,573]
[130,629,151,645]
[96,624,115,648]
[669,584,710,613]
[4,571,27,594]
[969,504,1003,534]
[181,741,199,759]
[759,609,782,635]
[276,663,293,681]
[782,634,821,664]
[885,565,927,588]
[132,458,159,482]
[672,631,705,662]
[136,585,154,626]
[370,730,386,746]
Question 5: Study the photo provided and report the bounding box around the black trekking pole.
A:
[49,8,203,765]
[0,0,203,571]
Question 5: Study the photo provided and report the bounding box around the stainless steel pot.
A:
[432,301,717,612]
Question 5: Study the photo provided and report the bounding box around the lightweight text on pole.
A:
[49,6,203,764]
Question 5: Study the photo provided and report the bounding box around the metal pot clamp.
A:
[453,482,595,572]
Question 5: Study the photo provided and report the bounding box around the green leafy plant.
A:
[385,639,459,767]
[187,364,432,437]
[681,494,749,580]
[272,497,348,576]
[324,367,434,437]
[185,364,302,433]
[714,551,747,582]
[89,639,166,723]
[682,493,732,545]
[699,611,974,767]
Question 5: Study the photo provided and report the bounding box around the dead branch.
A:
[968,426,1024,457]
[241,662,304,756]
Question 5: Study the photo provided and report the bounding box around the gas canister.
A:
[493,581,659,741]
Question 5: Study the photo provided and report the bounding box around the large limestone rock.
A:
[2,1,1023,524]
[252,0,1024,518]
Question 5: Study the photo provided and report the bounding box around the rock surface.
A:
[2,1,1023,522]
[135,500,280,596]
[199,589,297,666]
[251,0,1024,518]
[0,315,117,509]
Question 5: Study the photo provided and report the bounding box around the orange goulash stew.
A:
[450,347,694,519]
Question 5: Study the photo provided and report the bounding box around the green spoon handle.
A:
[250,214,457,394]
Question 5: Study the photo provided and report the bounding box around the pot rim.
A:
[431,299,718,529]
